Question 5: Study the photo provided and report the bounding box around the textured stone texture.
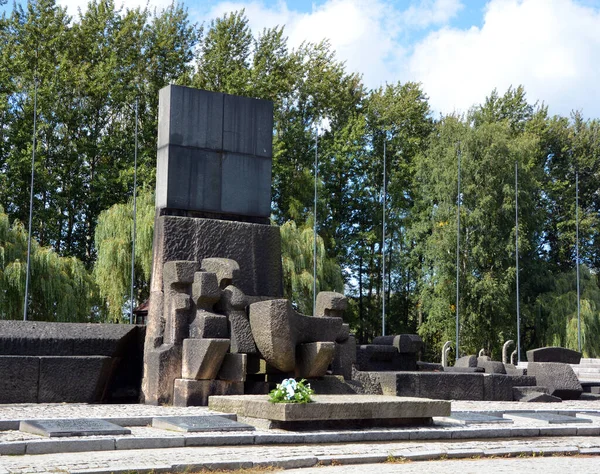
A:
[295,342,336,378]
[173,379,244,406]
[520,392,562,403]
[156,86,273,218]
[218,353,247,382]
[150,215,283,298]
[483,374,514,401]
[142,344,182,405]
[0,356,39,403]
[477,356,507,374]
[248,299,343,371]
[527,362,583,400]
[208,394,451,422]
[455,355,478,368]
[201,259,240,290]
[417,361,444,371]
[38,356,115,403]
[527,347,582,364]
[191,271,221,309]
[513,385,549,400]
[181,338,230,380]
[336,323,350,343]
[227,312,258,354]
[189,311,229,339]
[331,335,356,380]
[315,292,348,319]
[374,372,485,400]
[355,345,418,372]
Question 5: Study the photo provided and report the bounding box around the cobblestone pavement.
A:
[286,456,600,474]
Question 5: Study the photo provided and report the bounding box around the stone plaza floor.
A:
[0,398,599,473]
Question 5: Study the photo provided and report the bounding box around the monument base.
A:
[208,394,450,430]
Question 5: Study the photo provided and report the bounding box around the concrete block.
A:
[173,378,244,406]
[223,93,273,157]
[527,362,583,399]
[315,291,348,318]
[201,259,240,290]
[455,355,477,367]
[0,356,39,403]
[218,353,247,381]
[191,271,221,309]
[331,335,356,380]
[189,310,229,339]
[483,374,513,401]
[295,341,336,378]
[158,85,223,149]
[477,357,506,374]
[249,299,343,372]
[182,338,230,380]
[380,372,485,400]
[142,344,182,405]
[38,356,114,403]
[228,311,258,354]
[527,346,582,364]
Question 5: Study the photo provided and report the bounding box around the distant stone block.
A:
[173,379,244,406]
[483,374,513,401]
[373,334,423,354]
[477,356,507,374]
[0,356,39,403]
[455,355,477,368]
[375,372,485,400]
[527,347,582,364]
[331,335,356,380]
[336,323,350,343]
[315,292,348,319]
[527,362,583,400]
[223,94,273,157]
[192,271,221,309]
[181,338,230,380]
[228,312,258,354]
[189,311,229,339]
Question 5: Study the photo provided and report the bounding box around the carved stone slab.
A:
[509,412,592,424]
[152,415,254,432]
[20,419,131,437]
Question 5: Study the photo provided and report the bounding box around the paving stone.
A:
[152,415,254,432]
[509,412,592,424]
[444,412,512,424]
[20,419,130,437]
[115,437,185,450]
[25,438,116,454]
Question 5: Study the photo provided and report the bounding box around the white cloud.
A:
[401,0,463,29]
[407,0,600,117]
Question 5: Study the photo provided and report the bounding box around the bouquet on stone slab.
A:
[268,378,314,404]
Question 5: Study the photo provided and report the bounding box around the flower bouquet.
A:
[268,378,314,404]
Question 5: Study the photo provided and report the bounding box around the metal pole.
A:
[382,139,386,336]
[129,98,139,324]
[23,77,38,322]
[515,161,521,363]
[313,125,318,316]
[455,147,461,358]
[576,170,581,352]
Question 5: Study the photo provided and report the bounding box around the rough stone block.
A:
[142,344,182,405]
[249,299,343,372]
[246,355,284,375]
[0,356,39,403]
[527,347,582,364]
[520,392,562,403]
[417,361,444,371]
[216,285,248,312]
[192,271,221,309]
[455,355,478,368]
[513,385,549,401]
[315,292,348,318]
[150,215,283,298]
[527,362,583,399]
[201,258,241,290]
[444,366,484,373]
[381,372,485,400]
[173,379,244,406]
[331,335,356,380]
[182,338,230,380]
[189,311,229,339]
[218,353,247,382]
[477,357,507,374]
[483,374,513,401]
[163,261,200,289]
[355,344,418,372]
[295,342,336,378]
[38,356,115,403]
[374,334,423,354]
[164,292,192,345]
[336,323,350,343]
[228,311,258,354]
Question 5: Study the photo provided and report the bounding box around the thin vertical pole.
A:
[455,147,461,358]
[313,126,318,316]
[24,78,38,322]
[576,170,581,352]
[129,98,139,324]
[382,139,386,336]
[515,161,521,363]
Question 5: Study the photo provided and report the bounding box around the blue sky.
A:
[4,0,600,118]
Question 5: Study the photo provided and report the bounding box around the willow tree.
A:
[93,190,155,322]
[0,206,97,321]
[280,220,344,315]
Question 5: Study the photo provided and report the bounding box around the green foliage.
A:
[0,206,97,321]
[280,220,343,315]
[268,378,314,404]
[93,190,154,322]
